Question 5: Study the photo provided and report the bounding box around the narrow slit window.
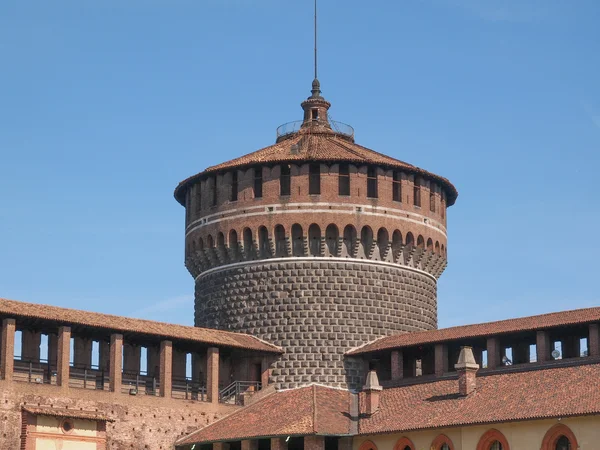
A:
[280,165,291,196]
[413,177,421,207]
[231,171,238,202]
[309,163,321,195]
[339,164,350,196]
[367,167,378,198]
[195,183,202,213]
[211,176,218,206]
[254,167,263,199]
[392,171,402,202]
[430,183,436,212]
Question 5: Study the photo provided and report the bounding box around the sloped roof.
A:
[0,298,281,353]
[177,385,353,445]
[174,133,458,206]
[347,306,600,355]
[358,362,600,435]
[22,406,115,422]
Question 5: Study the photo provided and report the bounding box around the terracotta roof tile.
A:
[0,298,281,353]
[174,133,457,206]
[347,307,600,355]
[177,385,352,445]
[358,363,600,435]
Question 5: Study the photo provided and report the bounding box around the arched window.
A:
[377,228,389,259]
[343,225,357,257]
[258,226,270,257]
[405,232,415,248]
[476,429,509,450]
[358,441,377,450]
[243,228,254,258]
[431,434,454,450]
[417,235,425,249]
[217,232,225,249]
[197,238,205,251]
[308,224,322,256]
[254,167,263,199]
[274,225,287,257]
[361,226,374,258]
[339,164,350,196]
[291,224,304,257]
[441,243,446,256]
[541,424,578,450]
[392,437,414,450]
[435,241,440,254]
[228,231,238,258]
[309,164,321,195]
[427,238,434,252]
[367,167,378,198]
[325,224,339,256]
[207,235,214,248]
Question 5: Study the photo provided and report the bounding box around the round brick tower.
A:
[174,79,457,390]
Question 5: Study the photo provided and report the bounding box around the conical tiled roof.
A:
[174,131,458,205]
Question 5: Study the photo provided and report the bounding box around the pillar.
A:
[391,350,403,380]
[123,342,141,374]
[434,344,448,376]
[304,435,325,450]
[536,331,551,363]
[261,356,270,389]
[241,441,258,450]
[1,319,16,381]
[147,345,161,378]
[207,347,220,403]
[159,340,172,398]
[73,336,92,368]
[56,326,71,389]
[271,438,288,450]
[172,348,187,380]
[589,324,600,357]
[21,330,41,362]
[486,337,500,369]
[214,444,231,450]
[109,334,123,393]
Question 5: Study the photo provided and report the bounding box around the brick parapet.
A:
[195,259,437,389]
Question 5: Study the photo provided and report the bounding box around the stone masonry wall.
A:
[195,259,437,390]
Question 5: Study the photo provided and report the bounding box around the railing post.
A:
[84,368,88,389]
[152,377,157,396]
[28,361,32,383]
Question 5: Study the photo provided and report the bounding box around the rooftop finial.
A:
[310,0,322,99]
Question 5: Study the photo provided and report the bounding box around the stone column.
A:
[271,438,288,450]
[486,337,500,369]
[73,336,92,368]
[1,319,16,381]
[391,350,403,380]
[21,330,41,362]
[589,324,600,357]
[434,344,448,376]
[160,340,173,398]
[261,356,270,389]
[241,440,258,450]
[304,435,325,450]
[536,331,551,363]
[207,347,220,403]
[109,334,123,393]
[56,326,71,389]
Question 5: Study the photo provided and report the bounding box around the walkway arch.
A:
[325,224,339,256]
[308,224,322,256]
[291,224,304,257]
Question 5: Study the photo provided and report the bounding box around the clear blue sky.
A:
[1,0,599,329]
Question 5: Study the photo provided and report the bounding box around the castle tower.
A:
[174,81,457,390]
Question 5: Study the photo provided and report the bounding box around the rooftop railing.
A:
[276,120,354,140]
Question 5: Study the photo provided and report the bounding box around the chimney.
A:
[362,370,383,415]
[454,346,479,396]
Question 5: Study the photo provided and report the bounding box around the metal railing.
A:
[172,377,207,401]
[276,120,354,139]
[68,364,107,390]
[219,380,261,405]
[13,358,54,385]
[121,371,159,396]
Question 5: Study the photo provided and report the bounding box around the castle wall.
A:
[195,259,437,390]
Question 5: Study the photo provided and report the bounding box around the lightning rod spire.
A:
[314,0,318,81]
[310,0,322,99]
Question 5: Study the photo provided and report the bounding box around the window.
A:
[490,442,502,450]
[254,168,263,199]
[392,171,402,202]
[441,445,450,450]
[309,163,321,195]
[311,109,319,120]
[61,419,74,434]
[339,164,350,196]
[280,165,291,196]
[367,167,378,198]
[555,436,571,450]
[211,177,218,206]
[413,177,421,207]
[231,171,238,202]
[430,183,436,212]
